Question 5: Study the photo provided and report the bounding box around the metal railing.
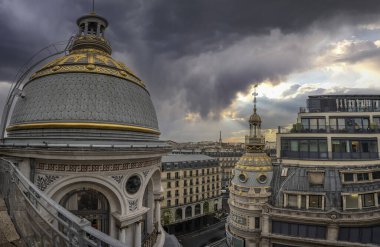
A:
[0,158,127,247]
[142,223,158,247]
[280,151,379,160]
[278,124,380,134]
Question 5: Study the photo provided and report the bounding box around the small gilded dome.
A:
[249,112,261,124]
[235,152,272,171]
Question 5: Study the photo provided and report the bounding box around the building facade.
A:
[204,150,243,190]
[228,94,380,247]
[160,155,223,234]
[0,11,170,247]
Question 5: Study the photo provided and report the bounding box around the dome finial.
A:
[253,84,258,114]
[91,0,95,14]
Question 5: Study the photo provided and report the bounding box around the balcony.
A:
[281,151,379,160]
[279,124,380,134]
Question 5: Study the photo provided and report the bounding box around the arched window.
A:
[60,189,109,234]
[203,202,209,214]
[195,204,201,215]
[185,206,192,218]
[175,208,183,221]
[214,200,219,211]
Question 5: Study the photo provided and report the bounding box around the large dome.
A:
[6,13,160,142]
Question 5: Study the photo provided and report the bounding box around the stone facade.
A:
[160,154,223,234]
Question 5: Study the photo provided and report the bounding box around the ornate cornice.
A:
[36,158,161,172]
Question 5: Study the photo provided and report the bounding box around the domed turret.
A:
[249,109,262,126]
[226,84,273,246]
[6,11,160,144]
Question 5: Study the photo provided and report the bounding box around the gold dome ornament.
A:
[30,12,145,89]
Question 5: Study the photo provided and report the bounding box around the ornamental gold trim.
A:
[30,64,145,89]
[7,122,160,135]
[236,165,272,171]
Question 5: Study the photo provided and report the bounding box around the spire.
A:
[253,84,258,114]
[219,130,222,147]
[246,84,264,153]
[92,0,95,13]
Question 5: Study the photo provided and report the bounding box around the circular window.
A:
[257,174,267,184]
[238,173,248,183]
[126,175,141,194]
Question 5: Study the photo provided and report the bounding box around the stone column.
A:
[122,226,134,247]
[262,214,270,235]
[84,22,89,35]
[200,202,204,215]
[325,115,330,132]
[182,206,186,220]
[134,221,142,247]
[96,23,101,36]
[154,199,161,223]
[192,205,195,217]
[327,223,339,241]
[327,136,332,159]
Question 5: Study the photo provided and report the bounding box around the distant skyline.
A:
[2,0,380,142]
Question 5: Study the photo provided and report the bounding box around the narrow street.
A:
[177,220,226,247]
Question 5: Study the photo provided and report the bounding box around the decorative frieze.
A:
[36,174,60,191]
[230,211,247,225]
[36,158,160,172]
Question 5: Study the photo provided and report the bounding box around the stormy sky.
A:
[2,0,380,142]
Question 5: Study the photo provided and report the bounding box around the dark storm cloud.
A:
[1,0,380,122]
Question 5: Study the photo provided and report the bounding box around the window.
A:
[167,182,171,188]
[287,194,298,208]
[343,173,354,182]
[281,138,328,159]
[184,171,187,177]
[332,138,378,159]
[167,173,171,179]
[357,173,369,181]
[301,195,307,209]
[345,194,359,209]
[362,193,375,208]
[167,191,171,198]
[175,199,179,206]
[339,225,380,244]
[255,217,260,229]
[301,118,326,132]
[175,172,179,179]
[309,195,323,209]
[272,221,326,239]
[175,181,179,187]
[167,200,171,207]
[373,171,380,180]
